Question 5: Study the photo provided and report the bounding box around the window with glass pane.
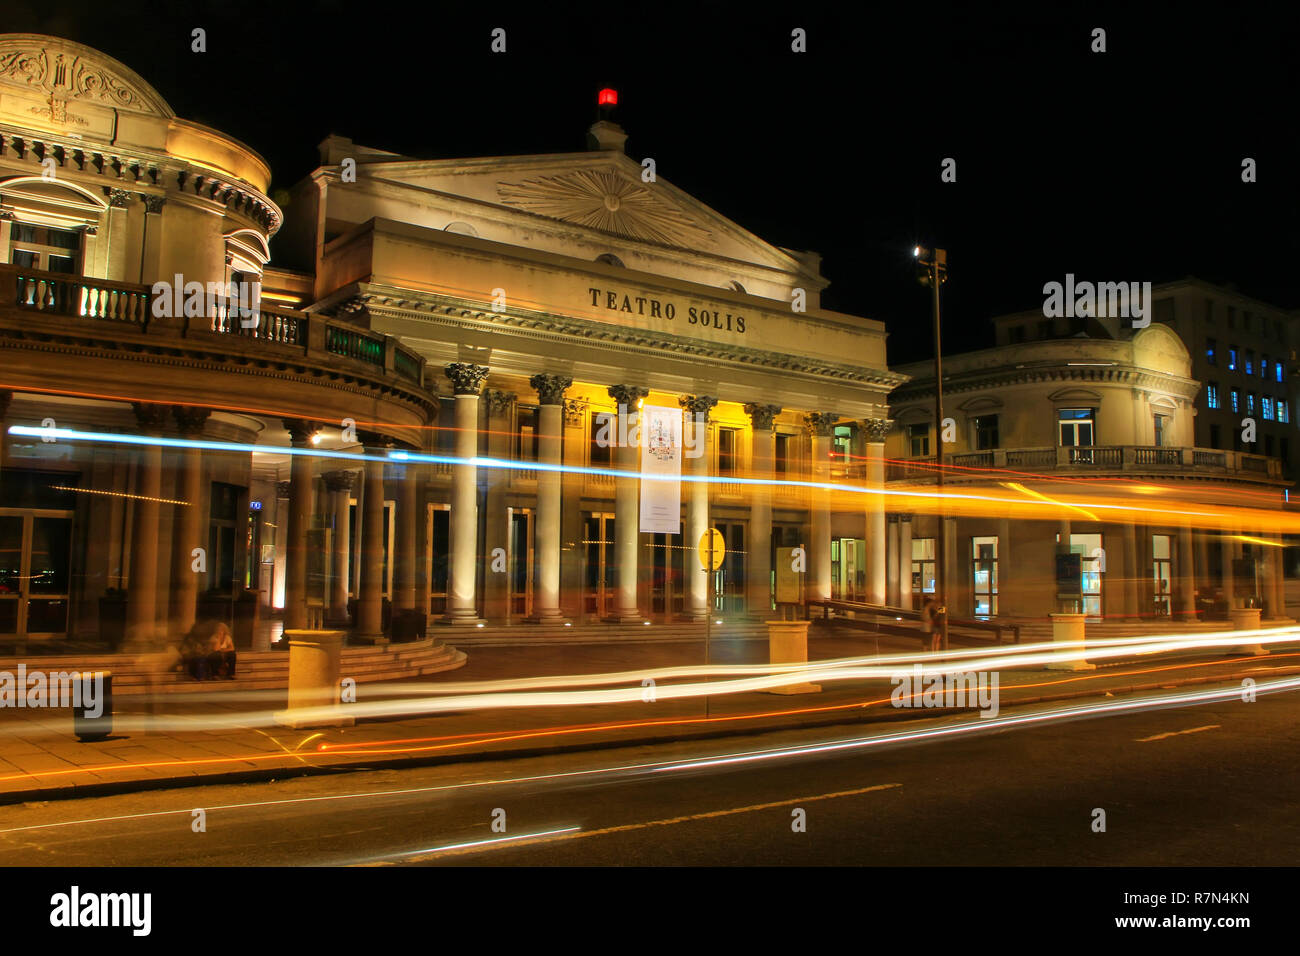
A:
[907,424,930,458]
[1231,389,1240,413]
[1263,397,1274,421]
[1247,393,1256,416]
[972,536,998,617]
[1207,383,1220,409]
[1261,356,1269,379]
[516,405,538,461]
[589,414,612,467]
[1058,408,1094,446]
[911,538,936,594]
[6,222,83,275]
[973,415,999,450]
[1277,362,1285,384]
[1153,414,1167,446]
[1279,401,1289,424]
[1152,534,1172,617]
[831,425,852,462]
[774,433,790,475]
[1206,338,1216,365]
[1228,347,1237,371]
[1246,351,1254,375]
[718,427,737,476]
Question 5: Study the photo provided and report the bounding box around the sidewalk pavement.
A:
[0,633,1295,803]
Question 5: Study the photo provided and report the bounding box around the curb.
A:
[3,662,1296,807]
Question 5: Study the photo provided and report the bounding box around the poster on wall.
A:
[639,404,682,534]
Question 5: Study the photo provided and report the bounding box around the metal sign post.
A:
[699,528,725,719]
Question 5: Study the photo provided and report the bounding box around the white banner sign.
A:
[639,404,682,534]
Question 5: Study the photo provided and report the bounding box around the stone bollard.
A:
[1227,606,1268,656]
[273,629,355,728]
[764,620,822,695]
[1046,612,1095,671]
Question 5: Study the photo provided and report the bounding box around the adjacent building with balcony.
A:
[887,323,1289,621]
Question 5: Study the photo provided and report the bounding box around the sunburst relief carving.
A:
[497,169,714,249]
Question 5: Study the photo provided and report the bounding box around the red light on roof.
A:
[598,88,618,106]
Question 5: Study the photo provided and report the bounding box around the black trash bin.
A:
[74,671,112,741]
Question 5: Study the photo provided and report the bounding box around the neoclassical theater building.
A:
[0,33,908,652]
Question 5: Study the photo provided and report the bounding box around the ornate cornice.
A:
[893,364,1199,404]
[530,373,573,406]
[445,362,489,396]
[348,286,906,392]
[743,402,781,430]
[609,384,649,407]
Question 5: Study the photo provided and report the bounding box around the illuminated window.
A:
[1263,397,1274,421]
[1247,393,1256,416]
[1277,362,1285,384]
[1231,388,1240,413]
[1245,350,1255,376]
[1206,338,1216,365]
[1206,383,1220,409]
[831,424,853,462]
[1228,346,1238,371]
[912,538,935,594]
[1279,401,1290,424]
[972,536,998,617]
[1261,355,1269,379]
[717,427,738,476]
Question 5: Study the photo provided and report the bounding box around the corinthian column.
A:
[606,384,650,622]
[681,395,718,621]
[170,405,211,638]
[529,374,572,622]
[442,363,489,624]
[805,412,839,604]
[356,438,388,643]
[125,403,170,649]
[744,403,781,617]
[863,417,890,606]
[282,418,319,631]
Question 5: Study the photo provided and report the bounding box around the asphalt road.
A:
[1,682,1296,866]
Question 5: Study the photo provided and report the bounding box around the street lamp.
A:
[914,245,949,650]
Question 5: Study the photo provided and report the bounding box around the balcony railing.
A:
[4,264,428,387]
[887,445,1284,482]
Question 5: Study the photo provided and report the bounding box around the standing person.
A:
[921,597,944,653]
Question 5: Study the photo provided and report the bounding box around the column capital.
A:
[282,418,319,447]
[107,187,133,208]
[172,405,211,438]
[743,403,782,430]
[141,194,166,215]
[803,412,840,437]
[445,363,490,395]
[678,394,717,417]
[131,402,171,434]
[898,512,913,523]
[484,389,516,414]
[564,398,587,427]
[530,374,573,406]
[609,384,650,407]
[323,470,358,493]
[862,417,892,443]
[887,513,900,525]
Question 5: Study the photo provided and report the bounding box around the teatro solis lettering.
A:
[587,287,746,334]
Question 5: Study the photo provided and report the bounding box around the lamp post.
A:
[914,245,949,650]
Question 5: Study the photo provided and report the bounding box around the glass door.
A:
[0,511,74,639]
[1059,408,1096,463]
[583,513,615,618]
[972,536,998,617]
[1152,534,1172,617]
[711,521,746,614]
[509,508,533,618]
[1070,532,1104,619]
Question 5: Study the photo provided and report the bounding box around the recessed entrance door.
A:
[711,521,746,614]
[510,508,534,618]
[0,511,74,639]
[650,529,686,617]
[583,512,615,618]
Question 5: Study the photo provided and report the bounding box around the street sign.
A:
[698,529,725,570]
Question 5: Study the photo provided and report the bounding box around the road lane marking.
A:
[365,783,902,864]
[1135,724,1220,743]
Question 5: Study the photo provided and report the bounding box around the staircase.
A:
[450,619,774,646]
[0,638,467,697]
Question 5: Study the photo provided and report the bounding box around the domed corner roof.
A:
[0,33,175,119]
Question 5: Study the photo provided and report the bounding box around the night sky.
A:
[6,2,1296,363]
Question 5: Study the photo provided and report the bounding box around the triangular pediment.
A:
[359,151,805,272]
